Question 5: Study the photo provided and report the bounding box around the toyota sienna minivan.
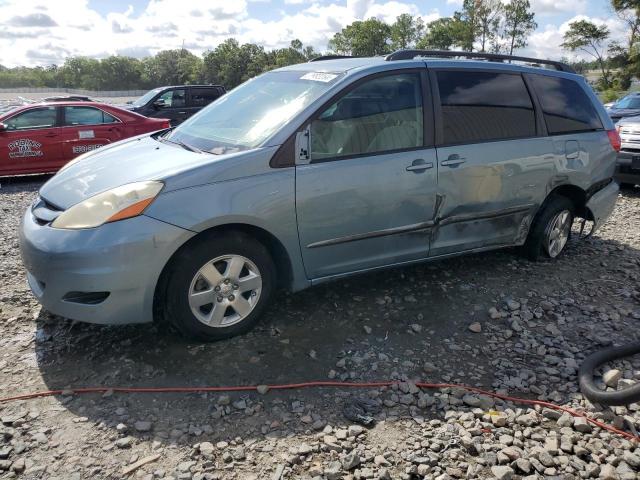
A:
[20,50,620,341]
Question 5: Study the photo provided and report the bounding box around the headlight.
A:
[51,181,164,229]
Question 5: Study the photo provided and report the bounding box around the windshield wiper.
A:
[174,140,203,153]
[159,135,203,154]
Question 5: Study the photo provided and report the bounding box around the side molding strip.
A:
[438,204,535,227]
[306,203,536,249]
[306,221,435,249]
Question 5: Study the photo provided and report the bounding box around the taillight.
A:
[607,129,621,152]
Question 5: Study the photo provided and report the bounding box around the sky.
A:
[0,0,623,68]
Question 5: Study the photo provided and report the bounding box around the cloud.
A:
[116,46,154,58]
[0,29,41,39]
[530,0,588,16]
[9,13,57,27]
[111,20,133,34]
[146,22,179,34]
[0,0,602,69]
[25,43,71,64]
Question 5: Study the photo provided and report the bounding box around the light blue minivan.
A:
[20,50,620,341]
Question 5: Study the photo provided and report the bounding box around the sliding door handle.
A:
[441,154,466,167]
[406,159,433,172]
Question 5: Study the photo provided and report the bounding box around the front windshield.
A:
[166,70,343,153]
[615,96,640,109]
[132,88,162,107]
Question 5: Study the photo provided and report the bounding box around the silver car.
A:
[20,50,620,341]
[614,116,640,186]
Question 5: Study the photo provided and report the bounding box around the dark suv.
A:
[125,85,226,125]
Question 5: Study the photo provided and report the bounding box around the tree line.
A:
[329,0,536,56]
[0,39,319,91]
[1,0,639,98]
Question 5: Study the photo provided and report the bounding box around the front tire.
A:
[523,195,574,261]
[161,231,276,341]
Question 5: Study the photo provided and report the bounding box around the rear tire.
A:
[160,231,276,341]
[523,195,575,261]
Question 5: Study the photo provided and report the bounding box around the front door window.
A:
[310,73,423,161]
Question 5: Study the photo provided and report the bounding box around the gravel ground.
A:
[1,176,640,480]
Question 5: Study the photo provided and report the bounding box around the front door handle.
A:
[406,159,433,172]
[44,133,57,138]
[178,111,187,114]
[441,154,466,167]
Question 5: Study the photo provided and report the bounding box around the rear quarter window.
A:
[529,74,602,135]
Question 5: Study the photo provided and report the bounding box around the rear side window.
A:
[64,106,118,126]
[190,88,221,107]
[529,74,602,134]
[436,71,536,145]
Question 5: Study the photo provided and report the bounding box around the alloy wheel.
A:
[545,209,572,258]
[188,254,262,327]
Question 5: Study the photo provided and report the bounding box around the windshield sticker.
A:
[8,139,43,158]
[72,144,103,154]
[300,72,338,83]
[78,130,95,139]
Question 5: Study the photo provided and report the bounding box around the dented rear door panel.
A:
[430,137,554,256]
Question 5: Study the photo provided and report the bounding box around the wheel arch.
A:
[542,183,588,218]
[153,223,295,324]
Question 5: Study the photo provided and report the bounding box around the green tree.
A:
[562,20,612,89]
[453,0,482,51]
[202,39,268,88]
[142,49,202,86]
[501,0,537,55]
[477,0,503,52]
[58,57,100,88]
[612,0,640,56]
[611,0,640,81]
[390,13,424,50]
[328,18,392,56]
[417,18,461,50]
[96,56,143,90]
[266,39,316,69]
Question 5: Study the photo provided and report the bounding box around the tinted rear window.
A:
[436,70,536,145]
[190,88,221,107]
[529,74,602,134]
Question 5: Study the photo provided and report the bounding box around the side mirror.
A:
[153,99,166,109]
[295,126,310,165]
[0,123,7,132]
[126,100,133,105]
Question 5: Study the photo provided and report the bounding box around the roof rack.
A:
[385,49,575,73]
[309,55,355,62]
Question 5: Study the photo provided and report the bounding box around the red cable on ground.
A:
[0,381,637,442]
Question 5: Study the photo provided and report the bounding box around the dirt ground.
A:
[0,176,639,480]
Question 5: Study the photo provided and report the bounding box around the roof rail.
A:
[309,55,353,62]
[385,49,575,73]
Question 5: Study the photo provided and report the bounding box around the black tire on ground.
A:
[159,231,276,341]
[522,195,575,261]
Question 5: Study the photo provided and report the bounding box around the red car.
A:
[0,101,170,176]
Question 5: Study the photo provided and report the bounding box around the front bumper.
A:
[615,151,640,185]
[19,209,194,325]
[585,180,619,233]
